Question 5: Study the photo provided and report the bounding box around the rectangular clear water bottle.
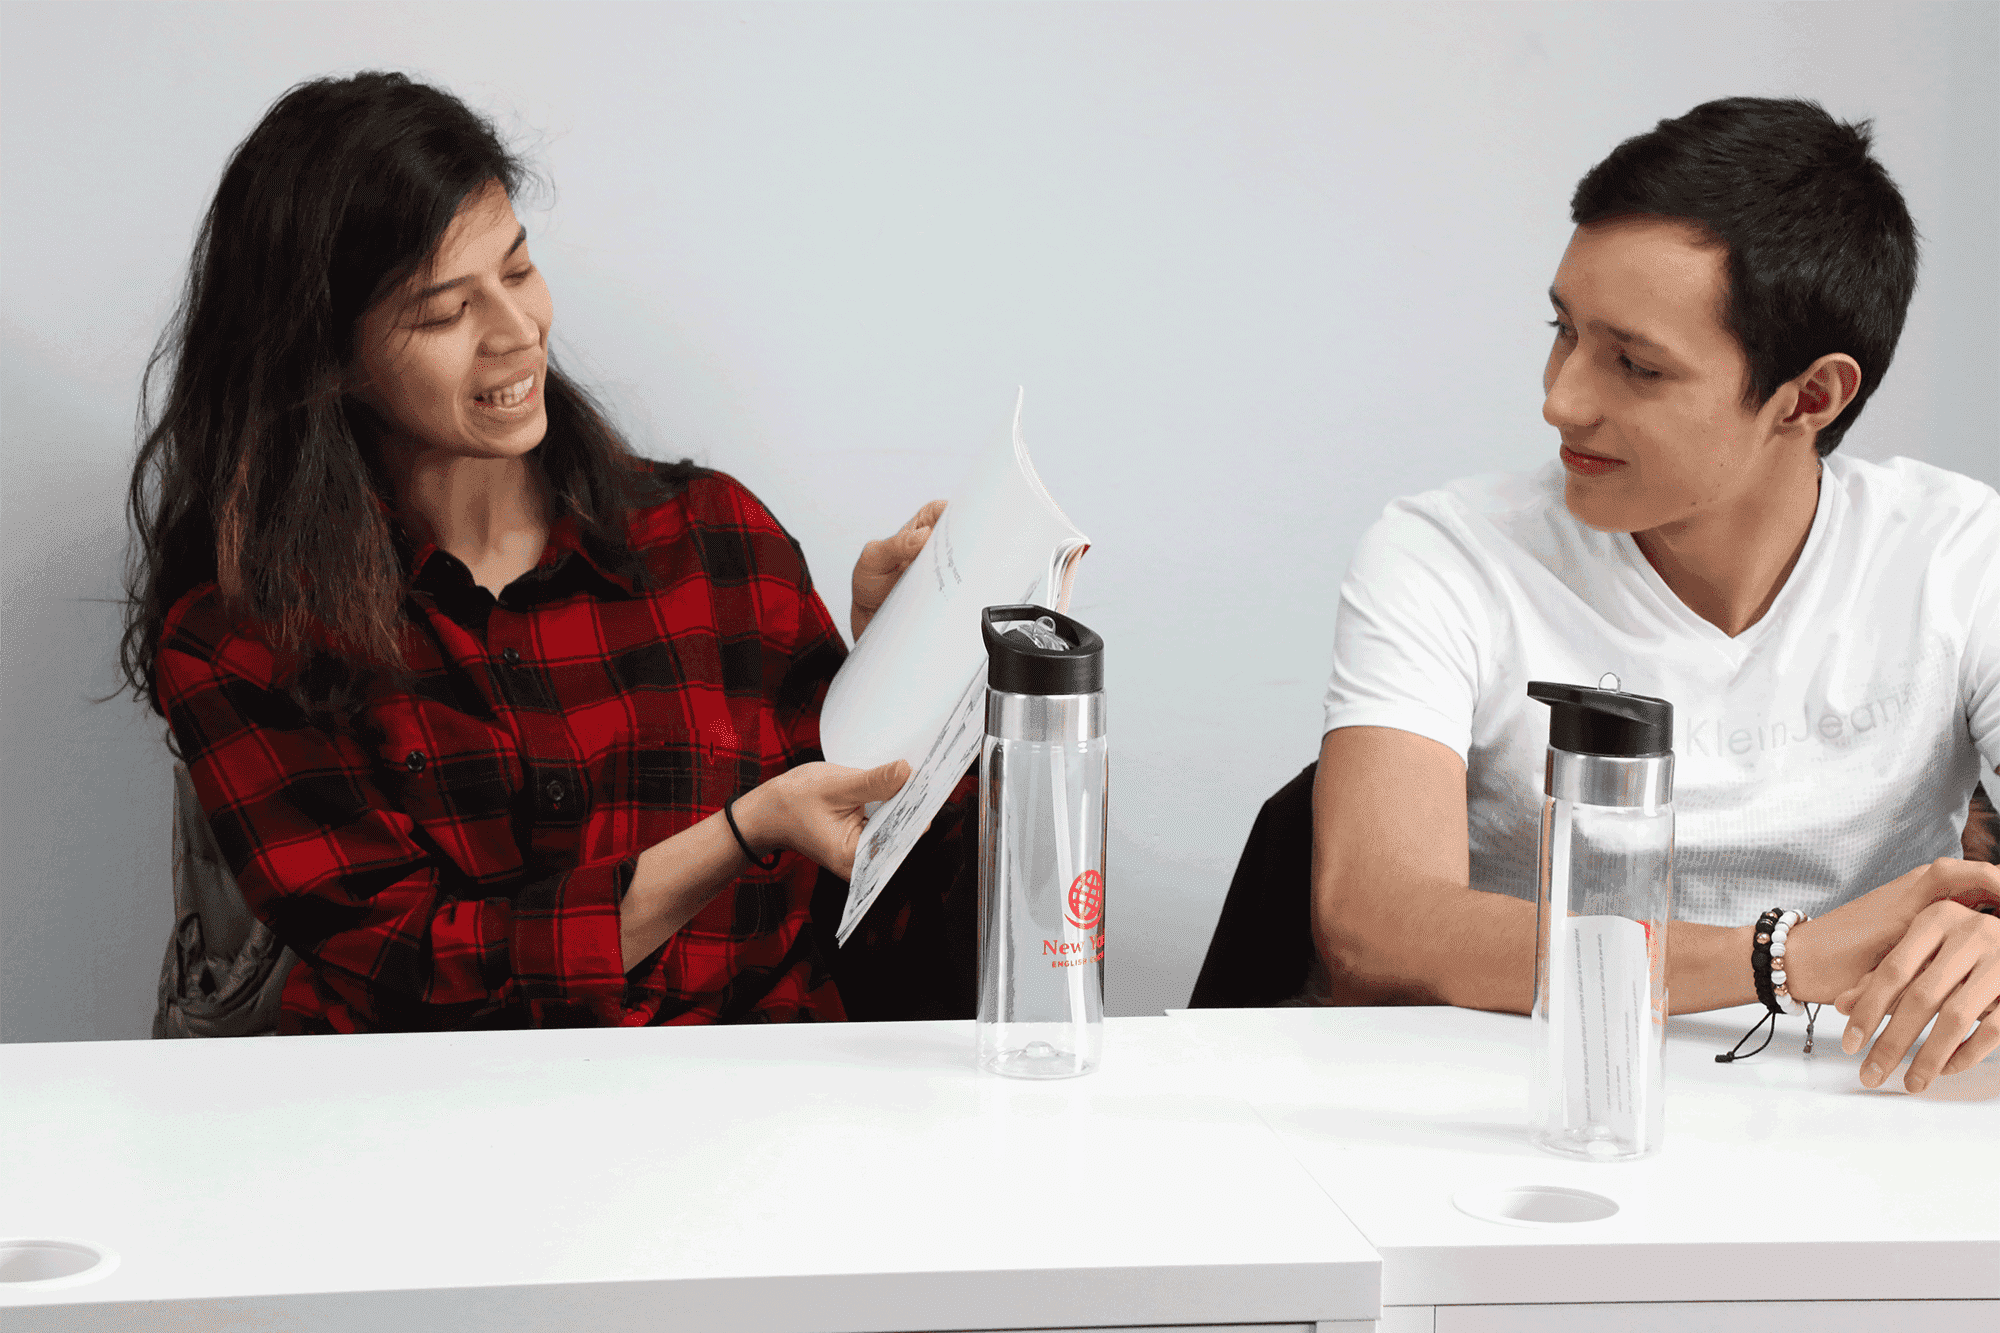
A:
[1528,678,1675,1161]
[977,605,1107,1079]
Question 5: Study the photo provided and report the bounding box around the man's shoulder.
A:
[1374,461,1562,531]
[1829,453,1998,508]
[1827,454,2000,557]
[1363,462,1574,566]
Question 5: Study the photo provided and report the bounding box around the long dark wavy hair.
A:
[121,71,686,719]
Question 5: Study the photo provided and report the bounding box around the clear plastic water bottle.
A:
[1528,677,1675,1161]
[976,605,1107,1079]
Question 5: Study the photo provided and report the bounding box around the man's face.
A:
[1543,216,1792,534]
[350,180,553,463]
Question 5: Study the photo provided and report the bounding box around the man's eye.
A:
[1551,320,1660,380]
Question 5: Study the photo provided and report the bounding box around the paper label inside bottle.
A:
[1557,914,1652,1138]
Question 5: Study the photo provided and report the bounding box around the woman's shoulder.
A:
[622,463,815,585]
[157,582,285,694]
[625,463,783,531]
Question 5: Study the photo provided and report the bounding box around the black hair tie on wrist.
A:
[724,794,782,871]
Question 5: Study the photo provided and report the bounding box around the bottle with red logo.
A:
[976,604,1107,1078]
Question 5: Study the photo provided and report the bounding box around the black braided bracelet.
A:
[724,794,782,871]
[1750,907,1785,1015]
[1718,906,1797,1064]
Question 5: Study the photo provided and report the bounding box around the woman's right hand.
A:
[733,760,914,880]
[1786,858,2000,1003]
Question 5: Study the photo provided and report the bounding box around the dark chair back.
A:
[810,771,981,1021]
[1187,762,1318,1008]
[154,763,298,1037]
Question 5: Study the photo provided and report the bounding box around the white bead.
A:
[1771,970,1787,986]
[1771,942,1786,958]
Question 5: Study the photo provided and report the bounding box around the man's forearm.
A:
[1314,871,1537,1012]
[1316,876,1761,1015]
[1665,920,1757,1012]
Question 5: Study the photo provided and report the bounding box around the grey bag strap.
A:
[152,763,300,1038]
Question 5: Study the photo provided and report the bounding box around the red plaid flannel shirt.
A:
[157,468,853,1033]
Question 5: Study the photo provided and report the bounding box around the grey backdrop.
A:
[2,1,1994,1042]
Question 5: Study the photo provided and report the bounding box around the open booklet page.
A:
[820,393,1088,945]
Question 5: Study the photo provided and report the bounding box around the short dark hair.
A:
[1571,97,1919,457]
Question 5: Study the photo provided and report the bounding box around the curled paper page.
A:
[820,391,1087,772]
[823,393,1089,943]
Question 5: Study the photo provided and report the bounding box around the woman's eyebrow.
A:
[1547,288,1675,357]
[408,226,529,305]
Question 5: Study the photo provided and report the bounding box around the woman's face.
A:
[1541,216,1796,534]
[350,181,552,463]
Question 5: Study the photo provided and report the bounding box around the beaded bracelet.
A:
[1768,910,1807,1016]
[1718,906,1819,1062]
[1749,908,1786,1013]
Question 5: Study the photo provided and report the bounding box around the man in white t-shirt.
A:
[1314,97,2000,1095]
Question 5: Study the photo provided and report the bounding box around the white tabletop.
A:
[1165,1003,2000,1308]
[0,1016,1377,1332]
[8,1005,1994,1331]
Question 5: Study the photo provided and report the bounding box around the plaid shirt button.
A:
[404,750,427,773]
[501,647,522,666]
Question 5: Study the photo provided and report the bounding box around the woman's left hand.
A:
[851,500,947,641]
[1835,898,2000,1093]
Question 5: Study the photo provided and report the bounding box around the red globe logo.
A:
[1065,870,1104,930]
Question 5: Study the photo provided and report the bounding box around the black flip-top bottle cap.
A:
[982,605,1104,695]
[1527,680,1674,757]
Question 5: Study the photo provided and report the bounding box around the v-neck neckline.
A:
[1612,464,1836,667]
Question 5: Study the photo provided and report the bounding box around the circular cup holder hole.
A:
[0,1239,118,1287]
[1452,1185,1619,1228]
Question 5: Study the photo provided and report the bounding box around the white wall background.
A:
[2,1,1994,1042]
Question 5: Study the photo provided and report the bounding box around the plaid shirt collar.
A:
[400,510,642,605]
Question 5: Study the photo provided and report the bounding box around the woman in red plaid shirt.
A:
[121,72,941,1034]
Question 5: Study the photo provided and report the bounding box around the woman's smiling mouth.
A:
[475,372,536,410]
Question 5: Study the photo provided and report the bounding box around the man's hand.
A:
[1782,857,2000,1003]
[1835,893,2000,1093]
[734,760,913,880]
[851,500,947,642]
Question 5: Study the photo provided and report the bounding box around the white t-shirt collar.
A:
[1608,460,1839,665]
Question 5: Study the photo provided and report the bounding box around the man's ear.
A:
[1783,354,1862,433]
